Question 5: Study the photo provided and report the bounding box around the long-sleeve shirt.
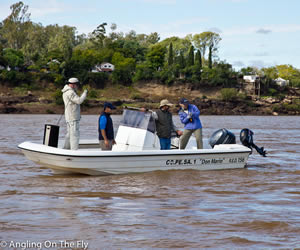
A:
[178,104,202,130]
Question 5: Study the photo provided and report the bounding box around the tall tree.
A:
[91,22,107,48]
[47,25,76,61]
[192,32,221,62]
[146,32,160,44]
[3,48,24,68]
[208,44,213,69]
[1,1,31,50]
[22,22,48,64]
[146,44,166,70]
[276,64,300,81]
[187,45,194,66]
[195,49,202,69]
[176,50,185,69]
[159,36,191,59]
[168,42,174,66]
[261,66,278,80]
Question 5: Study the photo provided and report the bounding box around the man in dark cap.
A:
[98,102,116,150]
[178,98,203,149]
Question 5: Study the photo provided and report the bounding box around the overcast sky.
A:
[1,0,300,70]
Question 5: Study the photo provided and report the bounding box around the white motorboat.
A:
[18,108,254,176]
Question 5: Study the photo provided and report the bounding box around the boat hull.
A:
[19,142,250,175]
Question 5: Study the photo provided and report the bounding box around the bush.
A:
[291,79,300,87]
[86,72,108,89]
[52,89,64,105]
[268,88,277,96]
[132,64,154,82]
[130,92,141,100]
[237,92,247,100]
[282,103,300,111]
[220,88,238,101]
[272,104,281,112]
[111,68,132,85]
[54,74,65,88]
[87,88,98,98]
[159,68,175,85]
[0,70,34,87]
[0,70,16,83]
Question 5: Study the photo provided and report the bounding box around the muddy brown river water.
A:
[0,114,299,249]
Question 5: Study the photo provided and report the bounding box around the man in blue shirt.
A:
[178,98,203,149]
[98,102,116,150]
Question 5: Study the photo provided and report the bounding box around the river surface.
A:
[0,114,299,249]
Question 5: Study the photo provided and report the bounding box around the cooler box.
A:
[43,124,59,147]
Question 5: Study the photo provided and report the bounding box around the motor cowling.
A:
[240,128,267,157]
[240,128,253,148]
[209,128,236,148]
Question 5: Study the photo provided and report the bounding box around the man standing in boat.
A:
[98,102,116,150]
[151,99,183,150]
[62,77,88,150]
[178,98,203,149]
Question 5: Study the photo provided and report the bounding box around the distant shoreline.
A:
[1,83,299,116]
[0,94,299,116]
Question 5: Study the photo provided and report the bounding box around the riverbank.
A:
[0,83,300,115]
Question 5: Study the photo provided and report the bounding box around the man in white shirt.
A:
[62,77,88,150]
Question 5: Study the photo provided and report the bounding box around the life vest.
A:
[98,112,114,140]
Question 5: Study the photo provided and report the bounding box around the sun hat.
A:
[68,77,80,84]
[159,99,173,108]
[104,102,116,110]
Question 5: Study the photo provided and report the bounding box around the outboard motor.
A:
[209,128,236,148]
[240,128,267,157]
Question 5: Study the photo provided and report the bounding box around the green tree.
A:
[111,52,136,85]
[187,45,194,66]
[195,49,202,68]
[133,62,154,82]
[63,48,98,81]
[3,48,24,68]
[159,36,191,58]
[146,44,166,70]
[1,1,31,50]
[176,50,185,69]
[168,42,174,66]
[208,44,213,69]
[193,32,221,63]
[261,66,278,79]
[21,22,48,64]
[146,32,160,45]
[240,66,258,75]
[276,64,300,80]
[91,22,107,48]
[0,44,7,66]
[47,25,76,61]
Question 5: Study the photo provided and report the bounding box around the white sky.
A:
[1,0,300,69]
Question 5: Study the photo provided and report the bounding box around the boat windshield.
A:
[120,109,156,133]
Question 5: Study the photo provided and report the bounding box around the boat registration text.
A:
[165,157,245,166]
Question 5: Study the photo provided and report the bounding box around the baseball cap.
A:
[68,77,80,84]
[104,102,116,110]
[179,98,189,104]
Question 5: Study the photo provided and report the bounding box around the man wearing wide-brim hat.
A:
[62,77,88,150]
[151,99,183,150]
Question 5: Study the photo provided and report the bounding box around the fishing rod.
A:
[123,105,154,113]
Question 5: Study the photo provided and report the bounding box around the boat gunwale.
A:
[18,143,251,158]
